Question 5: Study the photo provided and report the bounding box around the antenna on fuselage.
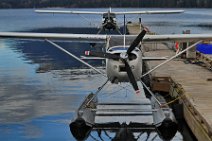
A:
[108,7,111,18]
[123,14,126,48]
[109,7,112,13]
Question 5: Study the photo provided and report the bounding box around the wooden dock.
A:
[127,23,212,141]
[126,23,142,35]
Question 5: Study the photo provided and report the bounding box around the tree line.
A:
[0,0,212,8]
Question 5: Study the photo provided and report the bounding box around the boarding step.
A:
[95,104,154,124]
[97,104,151,109]
[98,99,151,105]
[96,105,153,113]
[96,109,153,116]
[96,112,153,116]
[95,114,154,124]
[93,109,157,112]
[98,102,151,105]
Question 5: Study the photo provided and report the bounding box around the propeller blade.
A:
[127,30,146,55]
[85,51,119,59]
[122,59,140,94]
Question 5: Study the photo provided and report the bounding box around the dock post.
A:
[183,30,197,59]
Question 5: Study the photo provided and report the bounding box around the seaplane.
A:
[35,8,184,34]
[1,27,212,140]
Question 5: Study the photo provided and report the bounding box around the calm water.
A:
[0,8,211,141]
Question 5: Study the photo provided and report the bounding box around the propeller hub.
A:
[120,52,128,59]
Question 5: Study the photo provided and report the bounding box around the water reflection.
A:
[0,32,112,140]
[0,36,107,123]
[1,8,211,140]
[0,113,73,140]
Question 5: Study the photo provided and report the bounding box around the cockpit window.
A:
[108,47,128,52]
[108,47,140,52]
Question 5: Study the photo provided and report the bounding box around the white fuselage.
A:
[106,46,143,83]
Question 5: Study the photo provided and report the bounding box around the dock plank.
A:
[127,23,141,35]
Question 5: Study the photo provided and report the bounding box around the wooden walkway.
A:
[127,23,212,141]
[143,44,212,141]
[126,23,141,35]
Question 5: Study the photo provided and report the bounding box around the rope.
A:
[161,89,191,107]
[162,96,181,106]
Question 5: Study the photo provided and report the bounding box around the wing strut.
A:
[85,78,109,107]
[141,81,162,106]
[45,39,106,76]
[78,14,99,28]
[97,25,104,34]
[141,40,202,78]
[115,26,122,35]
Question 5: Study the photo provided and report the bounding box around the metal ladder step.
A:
[96,112,153,116]
[98,102,151,105]
[93,109,157,112]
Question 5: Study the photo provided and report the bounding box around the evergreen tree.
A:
[0,0,211,9]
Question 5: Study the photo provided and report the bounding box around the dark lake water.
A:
[0,8,211,141]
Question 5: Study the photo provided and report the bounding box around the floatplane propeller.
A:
[85,30,146,94]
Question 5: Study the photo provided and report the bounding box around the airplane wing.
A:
[110,34,212,43]
[35,9,105,15]
[35,9,184,15]
[142,56,168,60]
[143,34,212,42]
[114,10,184,15]
[0,32,107,43]
[1,32,212,43]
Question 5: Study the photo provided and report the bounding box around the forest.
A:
[0,0,211,8]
